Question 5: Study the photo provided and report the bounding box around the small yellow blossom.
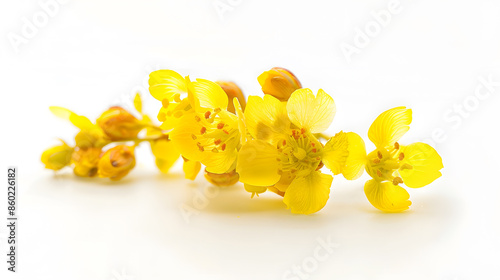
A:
[98,145,136,181]
[41,140,73,170]
[72,147,102,177]
[343,107,444,212]
[96,106,145,140]
[257,67,302,101]
[169,79,246,174]
[149,70,195,130]
[237,88,348,214]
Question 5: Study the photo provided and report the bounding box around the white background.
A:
[1,0,500,279]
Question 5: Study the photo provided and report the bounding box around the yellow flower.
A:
[257,67,302,101]
[149,70,195,130]
[216,81,246,114]
[96,106,145,140]
[169,78,246,175]
[97,145,136,180]
[41,140,73,170]
[50,106,109,148]
[343,107,444,212]
[72,147,102,177]
[236,88,348,214]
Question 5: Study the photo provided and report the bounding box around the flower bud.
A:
[72,147,102,177]
[96,106,144,140]
[41,141,73,170]
[257,67,302,101]
[75,130,109,149]
[204,169,239,186]
[216,81,246,113]
[98,145,136,181]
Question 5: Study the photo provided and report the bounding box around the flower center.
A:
[277,129,321,177]
[366,142,413,185]
[192,109,239,154]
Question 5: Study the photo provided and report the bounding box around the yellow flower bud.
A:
[257,67,302,101]
[75,130,109,149]
[41,140,73,170]
[204,169,239,186]
[72,147,102,177]
[97,145,136,181]
[216,81,246,113]
[96,106,144,140]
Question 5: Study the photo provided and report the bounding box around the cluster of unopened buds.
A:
[42,67,444,214]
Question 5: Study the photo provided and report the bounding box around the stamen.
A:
[221,143,226,151]
[399,153,405,161]
[214,139,221,145]
[162,99,170,108]
[283,140,286,146]
[377,151,383,159]
[392,177,404,185]
[197,142,204,152]
[394,142,400,150]
[301,128,306,134]
[204,111,211,119]
[200,127,207,134]
[312,148,317,153]
[195,115,201,122]
[191,134,197,140]
[373,158,380,164]
[217,123,225,129]
[311,142,315,147]
[376,169,382,177]
[223,130,229,135]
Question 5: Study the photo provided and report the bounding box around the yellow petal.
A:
[322,131,349,175]
[203,147,238,174]
[234,98,248,145]
[364,179,412,212]
[342,132,367,180]
[149,70,187,101]
[286,88,336,133]
[283,171,332,214]
[399,143,443,188]
[236,140,280,186]
[170,113,208,162]
[244,95,290,141]
[50,106,95,130]
[368,107,412,148]
[183,160,201,180]
[151,139,180,174]
[191,78,228,111]
[133,93,142,114]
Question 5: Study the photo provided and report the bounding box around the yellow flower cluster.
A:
[42,67,444,214]
[41,94,179,180]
